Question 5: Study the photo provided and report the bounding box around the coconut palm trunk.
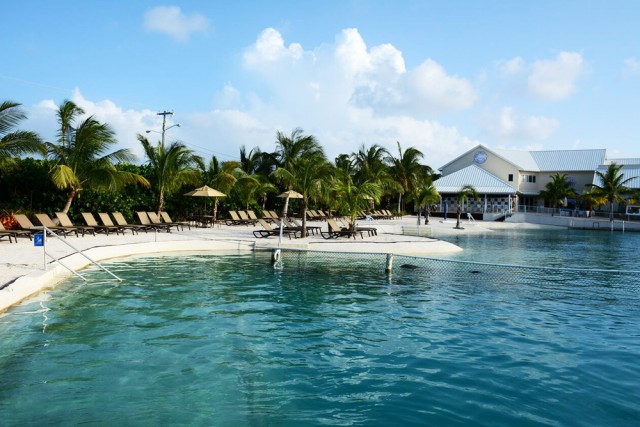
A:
[62,188,77,214]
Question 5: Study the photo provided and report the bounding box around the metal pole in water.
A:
[385,253,394,274]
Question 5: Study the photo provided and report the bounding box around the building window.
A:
[508,174,513,182]
[521,174,536,183]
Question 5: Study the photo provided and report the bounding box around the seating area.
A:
[1,209,385,243]
[0,211,195,242]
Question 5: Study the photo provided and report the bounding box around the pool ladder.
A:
[38,226,122,282]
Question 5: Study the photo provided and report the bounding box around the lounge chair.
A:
[267,211,280,221]
[288,218,321,236]
[246,210,260,222]
[321,218,363,240]
[13,214,57,238]
[237,210,256,225]
[136,211,171,232]
[55,212,97,237]
[0,222,33,243]
[147,212,183,231]
[0,224,15,243]
[253,219,299,239]
[81,212,124,235]
[160,212,191,230]
[97,213,132,235]
[34,213,80,237]
[225,210,252,226]
[224,210,244,226]
[112,212,150,234]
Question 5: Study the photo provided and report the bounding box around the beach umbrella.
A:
[277,190,303,218]
[184,185,227,221]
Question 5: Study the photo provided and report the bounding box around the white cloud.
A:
[243,28,305,67]
[528,51,584,101]
[21,27,492,169]
[498,57,524,75]
[143,6,210,42]
[623,57,640,75]
[482,107,559,141]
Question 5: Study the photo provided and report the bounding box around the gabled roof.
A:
[491,148,538,170]
[433,165,517,194]
[439,144,607,173]
[530,149,606,171]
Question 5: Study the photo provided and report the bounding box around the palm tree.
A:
[330,158,382,231]
[271,128,329,237]
[0,101,45,167]
[139,134,203,215]
[202,156,242,221]
[455,185,479,229]
[539,173,577,211]
[385,141,427,214]
[588,163,634,220]
[48,100,148,214]
[409,183,440,225]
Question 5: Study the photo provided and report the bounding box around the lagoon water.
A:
[1,229,639,426]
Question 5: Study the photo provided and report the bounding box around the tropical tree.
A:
[455,184,480,229]
[271,128,329,236]
[0,101,45,167]
[538,173,577,211]
[330,157,382,231]
[236,146,277,210]
[587,163,634,220]
[202,156,239,220]
[385,141,428,214]
[48,100,148,214]
[409,183,440,225]
[579,187,607,215]
[139,134,203,215]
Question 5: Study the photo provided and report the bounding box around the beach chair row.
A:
[1,211,188,242]
[225,210,283,226]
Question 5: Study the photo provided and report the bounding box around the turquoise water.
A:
[436,227,640,269]
[1,232,639,426]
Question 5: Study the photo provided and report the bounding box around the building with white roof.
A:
[433,144,640,217]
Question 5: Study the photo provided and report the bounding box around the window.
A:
[508,174,513,182]
[521,174,536,183]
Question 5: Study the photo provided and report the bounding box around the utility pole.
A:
[157,111,173,146]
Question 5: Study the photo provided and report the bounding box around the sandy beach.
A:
[0,216,554,312]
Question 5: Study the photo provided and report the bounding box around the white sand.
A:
[0,216,556,312]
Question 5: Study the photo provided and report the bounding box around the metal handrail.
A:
[38,226,122,281]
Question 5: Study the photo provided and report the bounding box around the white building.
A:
[433,144,640,217]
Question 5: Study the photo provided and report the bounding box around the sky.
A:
[3,1,640,169]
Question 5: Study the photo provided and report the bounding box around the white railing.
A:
[38,226,122,282]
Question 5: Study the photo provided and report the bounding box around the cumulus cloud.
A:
[482,107,559,141]
[143,6,210,42]
[244,28,305,67]
[22,27,496,169]
[527,51,584,101]
[244,28,477,116]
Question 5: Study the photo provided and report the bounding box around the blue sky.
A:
[3,1,640,168]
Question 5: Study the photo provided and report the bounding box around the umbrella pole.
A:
[275,196,290,269]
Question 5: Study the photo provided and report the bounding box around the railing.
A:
[38,226,122,282]
[514,205,640,221]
